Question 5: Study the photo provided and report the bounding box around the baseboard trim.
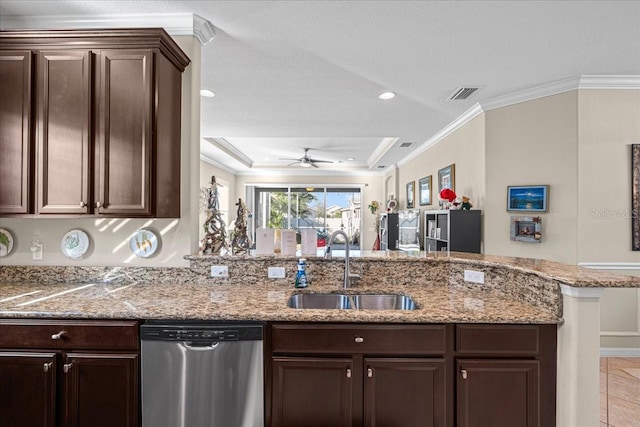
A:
[600,347,640,357]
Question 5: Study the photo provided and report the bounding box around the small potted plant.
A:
[316,229,329,247]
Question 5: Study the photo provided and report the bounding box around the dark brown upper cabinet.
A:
[0,29,190,218]
[0,50,33,214]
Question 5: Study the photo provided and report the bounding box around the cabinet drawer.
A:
[271,323,447,355]
[0,319,139,351]
[456,324,540,355]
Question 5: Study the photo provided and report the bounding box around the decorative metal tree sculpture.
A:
[230,198,251,255]
[200,176,228,254]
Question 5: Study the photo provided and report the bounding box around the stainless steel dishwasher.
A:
[141,321,264,427]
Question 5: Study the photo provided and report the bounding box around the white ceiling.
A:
[2,1,639,176]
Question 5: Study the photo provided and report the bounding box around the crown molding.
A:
[368,137,399,169]
[481,75,640,112]
[0,13,215,45]
[203,137,253,168]
[397,103,483,167]
[578,75,640,90]
[199,153,238,174]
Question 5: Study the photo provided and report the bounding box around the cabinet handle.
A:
[346,368,351,378]
[367,368,373,378]
[79,201,87,208]
[43,362,53,373]
[96,201,102,208]
[461,369,468,380]
[63,363,72,373]
[51,330,66,340]
[354,336,364,343]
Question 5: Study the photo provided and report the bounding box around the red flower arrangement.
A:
[439,188,457,202]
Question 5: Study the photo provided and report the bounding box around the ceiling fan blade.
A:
[286,161,300,166]
[311,162,319,168]
[310,159,333,163]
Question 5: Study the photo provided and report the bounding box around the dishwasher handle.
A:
[180,341,221,351]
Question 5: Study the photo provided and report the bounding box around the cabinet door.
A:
[63,352,138,427]
[0,50,32,214]
[271,357,354,427]
[0,351,57,427]
[36,51,92,214]
[364,358,446,427]
[457,359,539,427]
[96,50,153,216]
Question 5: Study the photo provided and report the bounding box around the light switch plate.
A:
[210,265,229,278]
[268,267,286,279]
[464,269,485,284]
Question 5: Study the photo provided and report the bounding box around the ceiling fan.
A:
[279,148,333,168]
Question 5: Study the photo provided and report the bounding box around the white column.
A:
[556,285,604,427]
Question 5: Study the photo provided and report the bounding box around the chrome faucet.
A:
[325,230,360,288]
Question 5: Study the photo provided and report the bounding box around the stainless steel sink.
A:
[351,294,416,311]
[287,293,416,311]
[287,293,352,309]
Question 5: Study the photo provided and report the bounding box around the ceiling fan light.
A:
[300,162,312,168]
[378,91,395,100]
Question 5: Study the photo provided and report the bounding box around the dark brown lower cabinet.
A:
[0,351,57,427]
[268,323,556,427]
[272,357,354,427]
[0,319,140,427]
[269,323,450,427]
[364,358,446,427]
[64,352,139,427]
[456,359,539,427]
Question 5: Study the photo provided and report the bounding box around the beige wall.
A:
[395,114,486,248]
[0,36,201,267]
[395,88,639,349]
[484,92,579,264]
[577,89,640,349]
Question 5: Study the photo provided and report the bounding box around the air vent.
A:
[399,142,413,148]
[448,86,481,101]
[377,165,386,169]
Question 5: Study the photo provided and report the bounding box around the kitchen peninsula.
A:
[1,251,639,427]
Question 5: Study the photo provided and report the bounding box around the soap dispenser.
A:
[295,258,308,288]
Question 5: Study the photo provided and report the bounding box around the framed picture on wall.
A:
[507,185,549,212]
[419,175,432,206]
[437,164,455,193]
[632,144,639,251]
[406,181,415,209]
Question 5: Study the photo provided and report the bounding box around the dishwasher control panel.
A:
[161,329,239,341]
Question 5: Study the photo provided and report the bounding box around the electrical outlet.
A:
[31,240,43,261]
[464,269,485,284]
[210,265,229,278]
[268,267,286,279]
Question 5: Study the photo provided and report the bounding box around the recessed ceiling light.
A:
[378,91,395,100]
[347,157,355,161]
[200,89,215,98]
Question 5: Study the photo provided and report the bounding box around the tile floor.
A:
[600,357,640,427]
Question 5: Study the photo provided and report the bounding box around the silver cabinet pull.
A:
[367,368,373,378]
[354,336,364,343]
[63,363,72,373]
[346,368,351,378]
[51,330,66,340]
[96,201,102,208]
[43,362,53,373]
[80,201,87,207]
[461,369,468,380]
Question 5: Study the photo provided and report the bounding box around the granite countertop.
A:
[2,251,638,324]
[0,279,559,324]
